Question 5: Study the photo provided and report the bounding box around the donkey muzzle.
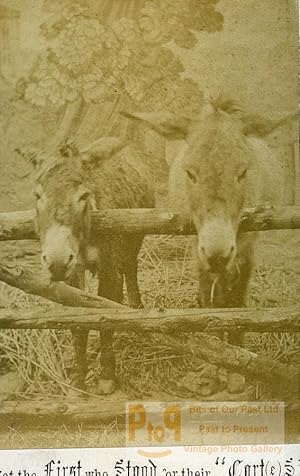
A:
[42,253,75,281]
[197,218,237,272]
[206,251,234,273]
[41,225,79,281]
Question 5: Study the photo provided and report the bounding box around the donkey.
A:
[124,98,293,342]
[29,137,155,394]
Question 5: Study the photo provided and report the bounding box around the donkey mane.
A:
[58,140,80,158]
[36,140,81,182]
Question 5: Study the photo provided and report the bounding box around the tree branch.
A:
[0,264,128,310]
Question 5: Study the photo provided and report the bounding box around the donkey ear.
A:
[242,111,298,137]
[121,111,191,140]
[15,147,42,169]
[81,137,126,163]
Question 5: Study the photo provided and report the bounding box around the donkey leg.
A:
[97,249,123,395]
[226,263,253,346]
[225,236,256,345]
[125,264,142,308]
[71,329,88,391]
[124,235,144,309]
[68,267,89,393]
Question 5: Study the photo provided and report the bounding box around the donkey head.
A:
[27,138,125,281]
[123,99,295,273]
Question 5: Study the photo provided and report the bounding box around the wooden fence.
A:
[0,205,300,240]
[0,204,299,424]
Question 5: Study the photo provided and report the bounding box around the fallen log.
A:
[0,396,298,428]
[0,331,298,396]
[0,305,299,333]
[0,264,127,310]
[0,206,300,241]
[0,397,126,425]
[158,333,299,390]
[0,391,263,426]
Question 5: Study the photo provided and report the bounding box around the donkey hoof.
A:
[96,378,116,395]
[129,300,143,309]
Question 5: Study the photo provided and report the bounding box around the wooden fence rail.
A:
[0,262,299,391]
[0,304,299,334]
[1,264,299,333]
[0,305,299,388]
[0,262,299,390]
[0,205,300,241]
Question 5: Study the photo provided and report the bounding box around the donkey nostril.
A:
[208,254,230,271]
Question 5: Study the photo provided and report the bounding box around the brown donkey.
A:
[30,137,154,394]
[124,98,294,343]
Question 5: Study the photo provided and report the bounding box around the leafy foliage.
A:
[24,0,223,119]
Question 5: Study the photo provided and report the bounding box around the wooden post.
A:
[294,141,300,205]
[284,144,296,204]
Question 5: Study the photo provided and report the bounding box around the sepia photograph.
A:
[0,0,299,449]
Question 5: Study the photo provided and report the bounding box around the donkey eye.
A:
[34,184,43,200]
[237,169,247,182]
[186,169,197,184]
[78,191,90,202]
